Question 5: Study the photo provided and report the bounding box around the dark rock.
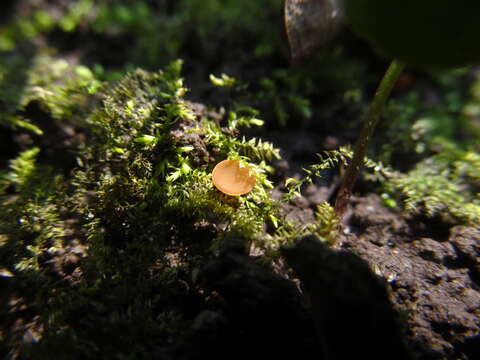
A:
[339,200,480,360]
[283,235,412,360]
[201,236,318,360]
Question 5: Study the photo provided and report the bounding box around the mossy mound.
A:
[0,58,292,358]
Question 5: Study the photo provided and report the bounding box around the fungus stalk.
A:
[334,59,406,217]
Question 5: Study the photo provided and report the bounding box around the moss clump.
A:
[371,72,480,225]
[0,0,94,51]
[383,148,480,224]
[2,58,337,357]
[0,51,100,137]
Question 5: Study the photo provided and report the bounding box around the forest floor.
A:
[1,1,479,359]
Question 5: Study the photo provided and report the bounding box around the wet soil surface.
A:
[339,195,480,359]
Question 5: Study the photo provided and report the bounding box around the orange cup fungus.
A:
[212,159,256,196]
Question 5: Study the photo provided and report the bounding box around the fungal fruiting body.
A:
[212,159,256,196]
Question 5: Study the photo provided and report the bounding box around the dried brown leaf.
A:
[284,0,344,63]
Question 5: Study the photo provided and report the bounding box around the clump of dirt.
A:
[336,194,480,359]
[190,235,318,360]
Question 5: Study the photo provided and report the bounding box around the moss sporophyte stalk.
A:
[334,60,405,216]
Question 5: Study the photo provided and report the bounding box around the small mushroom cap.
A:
[212,159,256,196]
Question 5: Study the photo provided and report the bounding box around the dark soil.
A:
[339,195,480,359]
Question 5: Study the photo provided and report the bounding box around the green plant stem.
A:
[334,59,406,217]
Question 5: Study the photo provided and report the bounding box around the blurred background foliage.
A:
[1,0,479,139]
[0,0,376,132]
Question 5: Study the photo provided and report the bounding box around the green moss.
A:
[372,71,480,224]
[0,51,100,136]
[75,61,285,264]
[1,59,335,357]
[0,0,94,51]
[1,0,280,71]
[384,148,480,224]
[0,0,373,134]
[22,54,101,120]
